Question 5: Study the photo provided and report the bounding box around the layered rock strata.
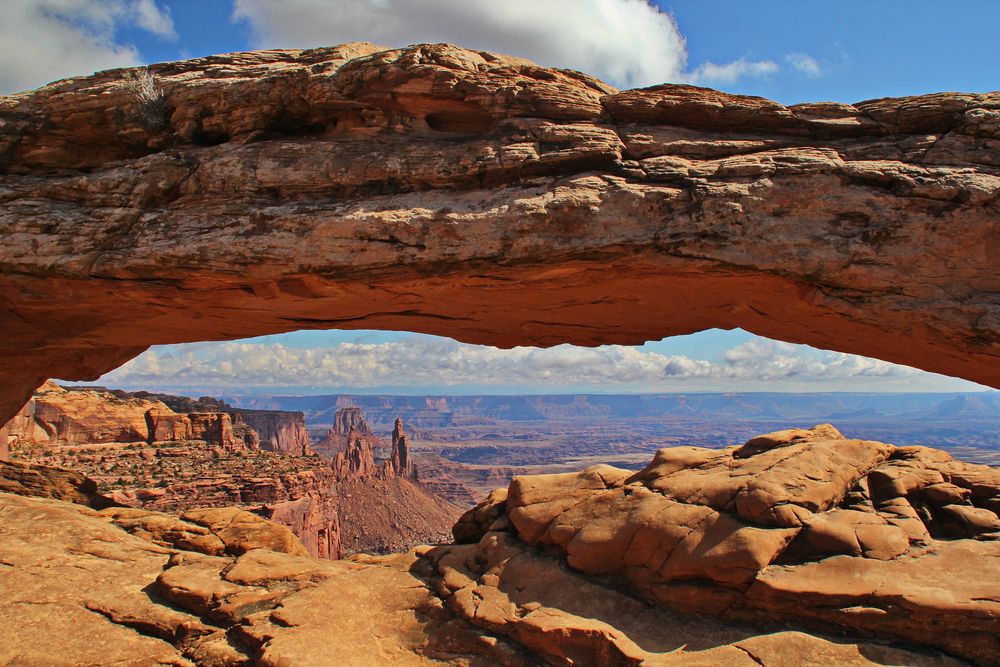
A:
[7,391,455,559]
[1,43,999,426]
[234,409,314,456]
[454,424,1000,665]
[3,382,254,450]
[313,405,380,459]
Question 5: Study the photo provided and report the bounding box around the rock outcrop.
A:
[0,458,117,509]
[331,413,419,483]
[3,382,255,451]
[390,417,415,479]
[454,424,1000,665]
[234,409,314,456]
[2,43,999,425]
[313,405,379,459]
[0,472,976,665]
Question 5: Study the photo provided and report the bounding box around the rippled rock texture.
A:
[2,42,999,425]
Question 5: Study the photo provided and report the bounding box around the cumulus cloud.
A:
[690,58,779,85]
[233,0,786,89]
[785,52,822,78]
[99,333,925,393]
[0,0,175,95]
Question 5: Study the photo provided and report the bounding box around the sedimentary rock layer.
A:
[1,43,999,424]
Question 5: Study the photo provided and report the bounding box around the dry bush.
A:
[119,67,168,132]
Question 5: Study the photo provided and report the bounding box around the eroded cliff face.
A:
[234,409,314,456]
[1,43,999,425]
[1,382,247,449]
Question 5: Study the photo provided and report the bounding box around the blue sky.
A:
[2,1,995,394]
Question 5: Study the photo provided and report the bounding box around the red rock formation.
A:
[335,407,372,436]
[187,413,236,450]
[332,426,377,482]
[144,408,190,442]
[454,425,1000,665]
[313,406,378,459]
[232,413,261,450]
[2,383,253,451]
[0,458,979,666]
[6,387,456,559]
[234,410,313,456]
[5,383,170,446]
[1,43,999,428]
[388,418,415,480]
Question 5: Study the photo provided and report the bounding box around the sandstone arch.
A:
[1,42,999,430]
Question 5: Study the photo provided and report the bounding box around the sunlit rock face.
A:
[1,425,995,665]
[453,425,1000,665]
[1,42,999,426]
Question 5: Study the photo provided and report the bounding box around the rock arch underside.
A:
[1,42,999,426]
[2,43,1000,666]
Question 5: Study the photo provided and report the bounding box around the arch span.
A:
[1,43,999,431]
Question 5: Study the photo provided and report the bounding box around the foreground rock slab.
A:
[3,423,994,665]
[2,43,1000,427]
[456,424,1000,664]
[0,490,965,666]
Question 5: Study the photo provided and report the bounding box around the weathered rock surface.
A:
[0,457,117,508]
[2,382,255,450]
[0,485,971,666]
[234,409,314,456]
[456,424,1000,664]
[1,43,999,424]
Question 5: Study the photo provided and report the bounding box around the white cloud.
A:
[132,0,177,40]
[690,58,779,85]
[786,52,822,78]
[0,0,175,95]
[96,333,942,393]
[232,0,783,90]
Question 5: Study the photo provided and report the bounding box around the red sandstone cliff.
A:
[234,409,313,456]
[3,383,254,451]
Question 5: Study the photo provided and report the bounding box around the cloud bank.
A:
[98,333,936,394]
[0,0,175,95]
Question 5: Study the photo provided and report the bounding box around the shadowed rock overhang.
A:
[1,42,999,426]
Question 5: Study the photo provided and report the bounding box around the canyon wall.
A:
[234,409,313,456]
[3,383,250,450]
[0,43,998,427]
[5,386,455,559]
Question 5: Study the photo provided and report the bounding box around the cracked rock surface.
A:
[1,43,999,426]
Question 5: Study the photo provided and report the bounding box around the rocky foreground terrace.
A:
[0,43,998,665]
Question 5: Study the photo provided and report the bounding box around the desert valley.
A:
[0,13,999,667]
